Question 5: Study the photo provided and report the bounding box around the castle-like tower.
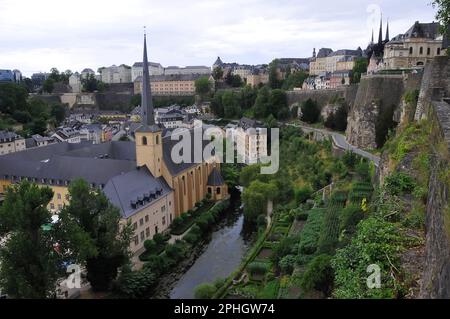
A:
[135,32,163,178]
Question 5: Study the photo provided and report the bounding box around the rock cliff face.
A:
[375,57,450,298]
[346,74,422,150]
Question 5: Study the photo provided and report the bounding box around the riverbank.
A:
[150,197,255,299]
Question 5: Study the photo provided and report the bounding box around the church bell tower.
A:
[135,30,163,178]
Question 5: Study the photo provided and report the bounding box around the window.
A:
[146,227,150,237]
[156,135,159,144]
[419,47,423,55]
[50,203,55,210]
[134,236,139,246]
[140,218,144,226]
[133,222,137,230]
[145,215,149,223]
[409,47,413,55]
[140,231,145,241]
[170,214,173,223]
[142,136,147,145]
[155,226,158,234]
[208,187,212,194]
[427,47,431,55]
[437,48,441,55]
[161,205,166,212]
[217,187,221,195]
[162,216,166,225]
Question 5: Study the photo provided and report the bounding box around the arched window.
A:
[156,135,159,145]
[207,187,212,194]
[427,48,431,55]
[142,136,147,145]
[409,47,413,55]
[437,48,441,55]
[419,47,423,55]
[216,187,221,195]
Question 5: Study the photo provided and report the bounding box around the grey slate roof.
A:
[207,167,225,186]
[103,166,172,218]
[317,48,333,58]
[0,130,22,143]
[404,22,440,39]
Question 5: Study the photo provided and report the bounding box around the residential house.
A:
[25,134,56,149]
[0,131,26,155]
[52,128,82,143]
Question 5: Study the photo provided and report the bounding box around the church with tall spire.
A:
[0,32,228,256]
[365,15,390,60]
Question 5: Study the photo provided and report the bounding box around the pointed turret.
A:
[378,14,383,45]
[385,19,390,42]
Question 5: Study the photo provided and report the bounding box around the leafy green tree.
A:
[194,283,217,299]
[50,104,66,125]
[222,91,241,118]
[254,86,270,118]
[239,85,257,110]
[242,180,278,222]
[351,58,368,84]
[210,91,224,117]
[42,78,55,93]
[48,68,61,82]
[301,254,334,296]
[300,98,321,123]
[212,67,224,81]
[59,179,132,291]
[282,71,308,90]
[195,76,212,99]
[144,239,157,253]
[115,268,157,298]
[268,59,283,89]
[0,182,67,298]
[268,89,287,115]
[81,74,104,93]
[433,1,450,52]
[0,83,28,114]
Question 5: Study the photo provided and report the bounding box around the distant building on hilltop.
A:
[383,21,446,70]
[132,62,164,81]
[0,69,15,82]
[99,64,132,84]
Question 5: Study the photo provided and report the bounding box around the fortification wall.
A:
[286,85,358,109]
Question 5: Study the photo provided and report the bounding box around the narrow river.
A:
[170,195,252,299]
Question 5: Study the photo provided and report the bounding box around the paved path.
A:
[286,123,381,166]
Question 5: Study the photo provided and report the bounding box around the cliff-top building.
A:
[0,34,227,255]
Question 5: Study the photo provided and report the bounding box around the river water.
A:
[170,195,252,299]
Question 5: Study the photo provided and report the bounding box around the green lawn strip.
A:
[170,201,215,235]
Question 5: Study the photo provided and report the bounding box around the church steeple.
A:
[135,29,163,178]
[371,29,374,44]
[385,18,390,42]
[378,14,383,45]
[141,29,156,128]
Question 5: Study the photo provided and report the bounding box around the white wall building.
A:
[164,66,211,76]
[132,62,164,81]
[0,131,26,156]
[69,72,81,93]
[100,65,132,84]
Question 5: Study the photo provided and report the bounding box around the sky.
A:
[0,0,438,77]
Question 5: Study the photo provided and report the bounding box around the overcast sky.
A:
[0,0,438,76]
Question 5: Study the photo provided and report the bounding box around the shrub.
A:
[279,255,296,275]
[144,255,167,275]
[339,205,364,234]
[183,233,199,245]
[384,172,415,196]
[247,262,269,276]
[299,209,325,255]
[295,186,313,204]
[194,283,217,299]
[115,268,157,298]
[143,239,156,253]
[165,244,183,260]
[295,212,309,221]
[300,254,334,296]
[257,214,267,228]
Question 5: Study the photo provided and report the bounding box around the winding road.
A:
[286,123,381,166]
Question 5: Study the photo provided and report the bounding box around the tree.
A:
[268,59,283,89]
[268,89,287,115]
[433,1,450,53]
[210,91,224,117]
[239,85,257,110]
[144,239,157,253]
[242,180,278,222]
[351,58,368,84]
[59,179,132,291]
[282,71,308,90]
[48,68,61,82]
[194,283,217,299]
[0,83,28,114]
[50,104,66,125]
[254,86,270,118]
[195,76,212,99]
[42,78,55,93]
[212,67,224,81]
[81,74,104,93]
[222,91,241,118]
[300,98,321,124]
[0,182,67,298]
